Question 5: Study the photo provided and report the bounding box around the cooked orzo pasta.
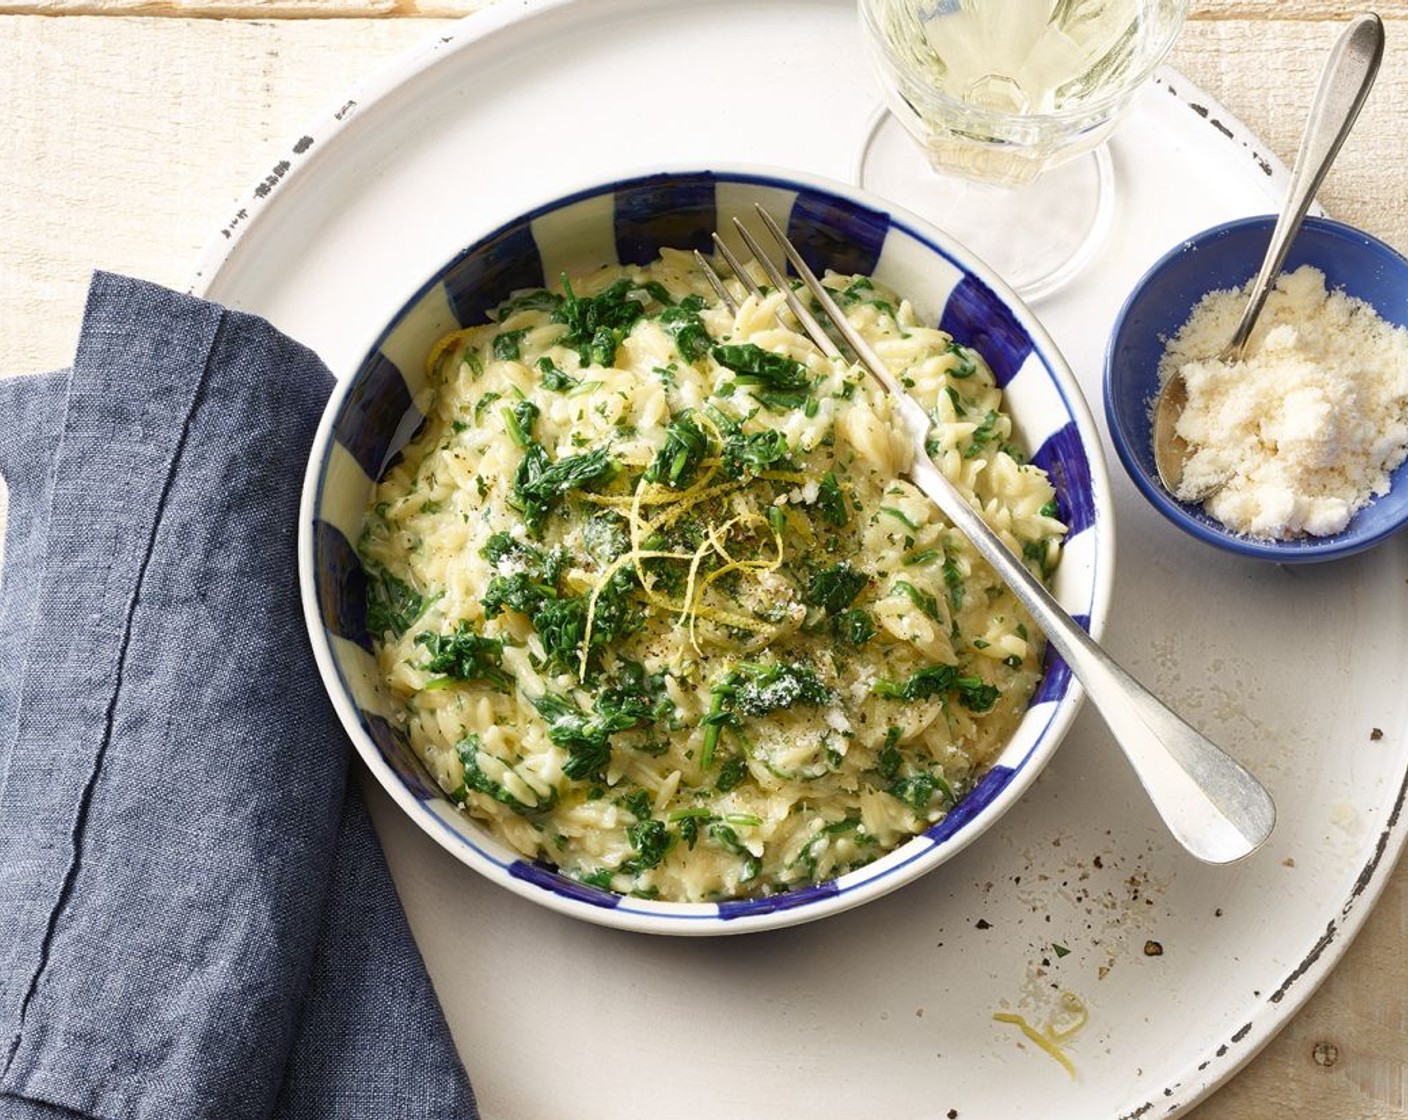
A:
[358,248,1067,902]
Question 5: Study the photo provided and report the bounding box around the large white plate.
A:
[194,2,1408,1117]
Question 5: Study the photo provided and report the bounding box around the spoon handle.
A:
[1221,12,1384,360]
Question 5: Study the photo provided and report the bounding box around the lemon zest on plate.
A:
[1046,991,1089,1042]
[992,992,1089,1080]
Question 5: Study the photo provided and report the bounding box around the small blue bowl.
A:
[1104,214,1408,562]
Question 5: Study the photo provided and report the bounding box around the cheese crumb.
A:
[1157,265,1408,539]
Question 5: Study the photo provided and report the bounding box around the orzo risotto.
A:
[358,249,1067,902]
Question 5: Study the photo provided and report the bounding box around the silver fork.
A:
[697,206,1276,865]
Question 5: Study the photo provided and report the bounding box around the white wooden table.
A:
[3,2,1406,1116]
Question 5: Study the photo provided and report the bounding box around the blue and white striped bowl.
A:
[299,167,1116,935]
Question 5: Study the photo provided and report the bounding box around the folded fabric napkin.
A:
[0,274,478,1120]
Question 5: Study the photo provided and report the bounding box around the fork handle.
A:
[906,454,1276,864]
[741,201,1276,862]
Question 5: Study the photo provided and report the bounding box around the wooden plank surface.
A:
[1,0,1406,19]
[7,12,1408,376]
[1,3,1405,1118]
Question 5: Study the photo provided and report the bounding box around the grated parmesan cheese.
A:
[1157,265,1408,539]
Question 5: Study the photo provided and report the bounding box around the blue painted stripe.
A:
[445,218,546,327]
[1032,655,1072,706]
[939,275,1034,387]
[615,173,717,265]
[335,350,415,481]
[717,877,841,920]
[1032,613,1088,706]
[1032,421,1095,536]
[788,189,888,279]
[509,861,623,909]
[313,518,372,653]
[362,712,442,802]
[924,764,1016,844]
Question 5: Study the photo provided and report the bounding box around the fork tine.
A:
[728,218,845,363]
[709,233,767,307]
[751,205,905,399]
[693,249,738,314]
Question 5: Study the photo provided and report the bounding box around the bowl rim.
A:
[298,161,1117,934]
[1103,212,1408,563]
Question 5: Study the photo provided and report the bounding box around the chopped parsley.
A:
[945,341,977,378]
[964,410,1001,459]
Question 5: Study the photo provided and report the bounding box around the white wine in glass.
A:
[857,0,1188,300]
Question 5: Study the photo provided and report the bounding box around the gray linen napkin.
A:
[0,273,478,1120]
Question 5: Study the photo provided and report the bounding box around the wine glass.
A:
[856,0,1189,301]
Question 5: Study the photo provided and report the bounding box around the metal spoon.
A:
[1152,12,1384,500]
